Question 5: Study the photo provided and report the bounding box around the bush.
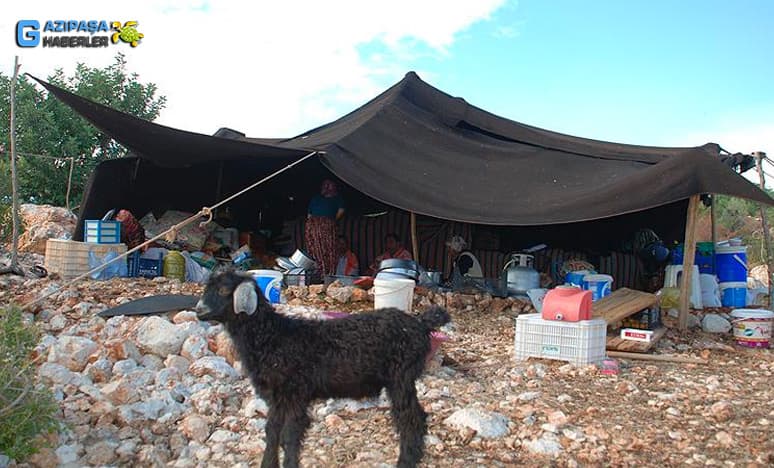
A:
[0,307,60,461]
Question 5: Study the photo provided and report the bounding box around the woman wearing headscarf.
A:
[305,179,345,276]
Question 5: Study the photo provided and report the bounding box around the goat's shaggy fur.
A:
[195,270,451,468]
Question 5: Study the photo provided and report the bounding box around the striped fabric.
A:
[286,214,644,288]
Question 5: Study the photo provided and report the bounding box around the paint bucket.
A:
[565,269,593,288]
[373,277,415,312]
[719,281,747,308]
[248,269,283,304]
[715,245,747,282]
[582,274,613,301]
[730,309,773,348]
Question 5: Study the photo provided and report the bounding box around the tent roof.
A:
[31,72,773,225]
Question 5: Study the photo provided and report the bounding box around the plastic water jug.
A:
[541,287,593,322]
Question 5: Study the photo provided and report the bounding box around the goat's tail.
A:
[420,306,451,329]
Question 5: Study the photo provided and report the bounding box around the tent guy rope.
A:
[20,150,321,311]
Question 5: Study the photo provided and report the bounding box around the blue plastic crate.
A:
[85,220,122,244]
[127,251,163,278]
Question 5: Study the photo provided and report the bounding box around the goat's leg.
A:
[387,380,427,468]
[261,405,285,468]
[279,403,311,468]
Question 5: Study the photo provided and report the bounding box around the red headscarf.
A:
[321,179,338,198]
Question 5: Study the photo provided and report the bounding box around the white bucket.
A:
[582,274,613,301]
[374,277,415,312]
[247,269,283,304]
[730,309,773,348]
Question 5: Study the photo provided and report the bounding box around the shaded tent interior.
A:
[29,71,773,284]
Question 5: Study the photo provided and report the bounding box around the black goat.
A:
[195,270,450,468]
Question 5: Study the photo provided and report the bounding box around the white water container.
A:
[373,277,415,312]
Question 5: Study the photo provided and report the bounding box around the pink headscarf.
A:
[321,179,338,198]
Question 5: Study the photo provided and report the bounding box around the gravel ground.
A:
[1,270,772,467]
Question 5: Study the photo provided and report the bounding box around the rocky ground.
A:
[1,266,772,467]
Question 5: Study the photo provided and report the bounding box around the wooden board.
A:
[606,327,666,353]
[592,288,658,325]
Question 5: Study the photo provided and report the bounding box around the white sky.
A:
[0,0,505,136]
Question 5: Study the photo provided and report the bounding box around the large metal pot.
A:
[377,259,419,281]
[290,249,317,270]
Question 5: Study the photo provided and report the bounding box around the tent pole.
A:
[410,211,419,263]
[5,56,22,275]
[753,151,773,299]
[679,195,700,330]
[710,194,717,272]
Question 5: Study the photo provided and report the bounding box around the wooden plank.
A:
[410,212,419,264]
[592,288,658,325]
[679,195,701,330]
[607,350,707,365]
[606,327,666,353]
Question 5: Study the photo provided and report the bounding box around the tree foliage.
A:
[0,53,165,236]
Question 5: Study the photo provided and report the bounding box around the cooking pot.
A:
[290,249,317,270]
[378,259,418,271]
[377,259,419,281]
[377,268,419,281]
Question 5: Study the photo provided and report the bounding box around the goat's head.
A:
[195,269,265,322]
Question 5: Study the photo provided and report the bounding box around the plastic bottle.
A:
[163,250,186,281]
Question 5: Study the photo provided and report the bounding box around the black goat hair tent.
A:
[29,72,772,243]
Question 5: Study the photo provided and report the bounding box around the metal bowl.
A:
[290,249,317,270]
[378,258,418,271]
[275,256,296,271]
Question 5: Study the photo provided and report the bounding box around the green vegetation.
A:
[0,53,166,241]
[0,307,60,461]
[704,193,774,267]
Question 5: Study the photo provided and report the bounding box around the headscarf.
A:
[321,179,338,198]
[446,235,468,253]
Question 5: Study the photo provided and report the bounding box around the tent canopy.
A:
[31,71,772,229]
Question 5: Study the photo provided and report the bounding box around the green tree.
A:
[0,53,165,226]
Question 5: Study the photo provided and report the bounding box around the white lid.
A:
[583,274,613,282]
[730,308,774,318]
[718,281,747,288]
[715,245,747,253]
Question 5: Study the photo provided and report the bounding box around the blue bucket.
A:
[582,274,613,302]
[720,281,746,307]
[715,245,747,283]
[248,269,283,304]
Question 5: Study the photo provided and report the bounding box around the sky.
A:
[1,0,773,178]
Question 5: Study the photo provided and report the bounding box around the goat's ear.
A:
[233,281,259,315]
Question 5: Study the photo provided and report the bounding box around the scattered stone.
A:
[517,391,541,402]
[189,356,238,380]
[101,378,141,405]
[47,335,99,372]
[701,314,732,334]
[85,440,119,465]
[136,316,188,356]
[524,432,563,456]
[173,310,199,324]
[715,431,733,447]
[180,415,211,443]
[214,332,238,365]
[710,401,734,422]
[181,334,210,361]
[444,408,511,439]
[55,444,81,465]
[244,397,269,418]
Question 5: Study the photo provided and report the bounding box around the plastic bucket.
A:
[248,269,283,304]
[719,281,747,307]
[374,277,415,312]
[730,309,773,348]
[715,245,747,282]
[582,274,613,302]
[565,270,593,288]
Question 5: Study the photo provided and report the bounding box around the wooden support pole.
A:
[9,56,21,269]
[710,194,717,273]
[753,151,773,299]
[410,211,419,263]
[679,195,701,330]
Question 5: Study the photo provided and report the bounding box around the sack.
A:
[88,249,128,280]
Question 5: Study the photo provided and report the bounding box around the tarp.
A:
[31,72,773,227]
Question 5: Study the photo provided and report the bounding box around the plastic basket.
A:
[127,251,163,278]
[84,220,122,244]
[514,313,607,366]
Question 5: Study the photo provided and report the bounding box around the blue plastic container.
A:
[249,269,283,304]
[85,220,122,244]
[582,274,613,302]
[720,281,747,307]
[715,245,747,282]
[672,243,715,274]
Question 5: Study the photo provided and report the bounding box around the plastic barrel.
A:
[248,269,283,304]
[719,281,747,307]
[715,245,747,282]
[373,277,415,312]
[730,309,773,348]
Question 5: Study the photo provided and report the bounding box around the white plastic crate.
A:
[514,313,607,366]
